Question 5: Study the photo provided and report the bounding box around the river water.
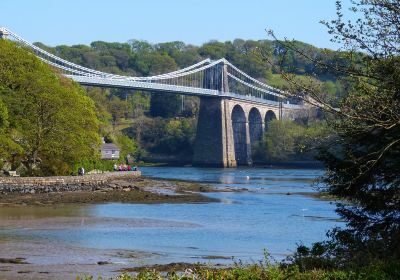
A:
[0,167,342,268]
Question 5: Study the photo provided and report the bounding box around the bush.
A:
[253,120,331,162]
[77,259,400,280]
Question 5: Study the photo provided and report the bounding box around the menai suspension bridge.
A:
[0,27,301,109]
[1,27,308,166]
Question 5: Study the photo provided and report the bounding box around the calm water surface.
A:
[0,167,342,264]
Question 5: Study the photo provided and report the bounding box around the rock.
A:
[97,261,111,265]
[123,188,131,192]
[0,257,28,264]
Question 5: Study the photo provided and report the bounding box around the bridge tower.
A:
[193,60,252,167]
[0,28,10,39]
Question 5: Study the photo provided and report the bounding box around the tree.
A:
[0,40,100,175]
[150,93,181,118]
[198,41,227,59]
[254,120,328,162]
[270,0,400,266]
[0,97,22,165]
[263,120,304,161]
[319,0,400,264]
[114,133,138,162]
[108,95,126,122]
[0,97,8,129]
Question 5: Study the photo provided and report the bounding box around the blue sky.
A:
[0,0,354,49]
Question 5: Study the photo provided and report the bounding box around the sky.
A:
[0,0,355,49]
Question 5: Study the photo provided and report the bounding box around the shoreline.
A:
[0,175,219,206]
[0,171,332,206]
[0,169,335,279]
[138,160,324,169]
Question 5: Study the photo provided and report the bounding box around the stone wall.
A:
[0,171,141,194]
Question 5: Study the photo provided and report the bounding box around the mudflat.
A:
[0,177,220,278]
[0,177,218,206]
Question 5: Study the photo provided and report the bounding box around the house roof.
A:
[101,143,119,151]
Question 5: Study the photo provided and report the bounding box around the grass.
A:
[77,256,400,280]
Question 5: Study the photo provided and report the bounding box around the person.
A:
[113,163,117,171]
[127,165,132,171]
[78,167,85,176]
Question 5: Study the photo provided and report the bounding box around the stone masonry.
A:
[193,96,304,167]
[0,171,141,194]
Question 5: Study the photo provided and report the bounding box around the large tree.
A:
[0,40,101,175]
[273,0,400,266]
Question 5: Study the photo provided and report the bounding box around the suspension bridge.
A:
[0,27,308,167]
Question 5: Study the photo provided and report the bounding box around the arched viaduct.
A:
[193,97,299,167]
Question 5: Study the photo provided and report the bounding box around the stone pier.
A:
[193,96,282,167]
[193,97,237,167]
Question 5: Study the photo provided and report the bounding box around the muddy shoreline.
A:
[0,177,218,206]
[0,170,333,279]
[0,177,221,279]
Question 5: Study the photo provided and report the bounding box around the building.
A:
[100,143,120,160]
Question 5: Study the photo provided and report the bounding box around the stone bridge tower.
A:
[193,60,280,167]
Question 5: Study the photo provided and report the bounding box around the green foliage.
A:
[0,40,100,175]
[114,133,138,161]
[0,97,9,130]
[85,87,113,135]
[109,95,127,122]
[158,119,196,154]
[315,0,400,267]
[129,91,150,118]
[72,158,116,174]
[124,117,196,157]
[77,258,400,280]
[254,120,330,162]
[150,93,181,118]
[18,21,353,166]
[263,120,305,161]
[276,0,400,269]
[36,34,350,124]
[198,41,227,59]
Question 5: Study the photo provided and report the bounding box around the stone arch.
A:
[249,107,263,146]
[231,104,248,165]
[265,110,277,131]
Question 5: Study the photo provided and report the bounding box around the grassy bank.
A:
[78,259,400,280]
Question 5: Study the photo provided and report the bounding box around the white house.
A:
[100,143,120,160]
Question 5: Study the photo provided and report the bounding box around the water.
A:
[0,167,341,265]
